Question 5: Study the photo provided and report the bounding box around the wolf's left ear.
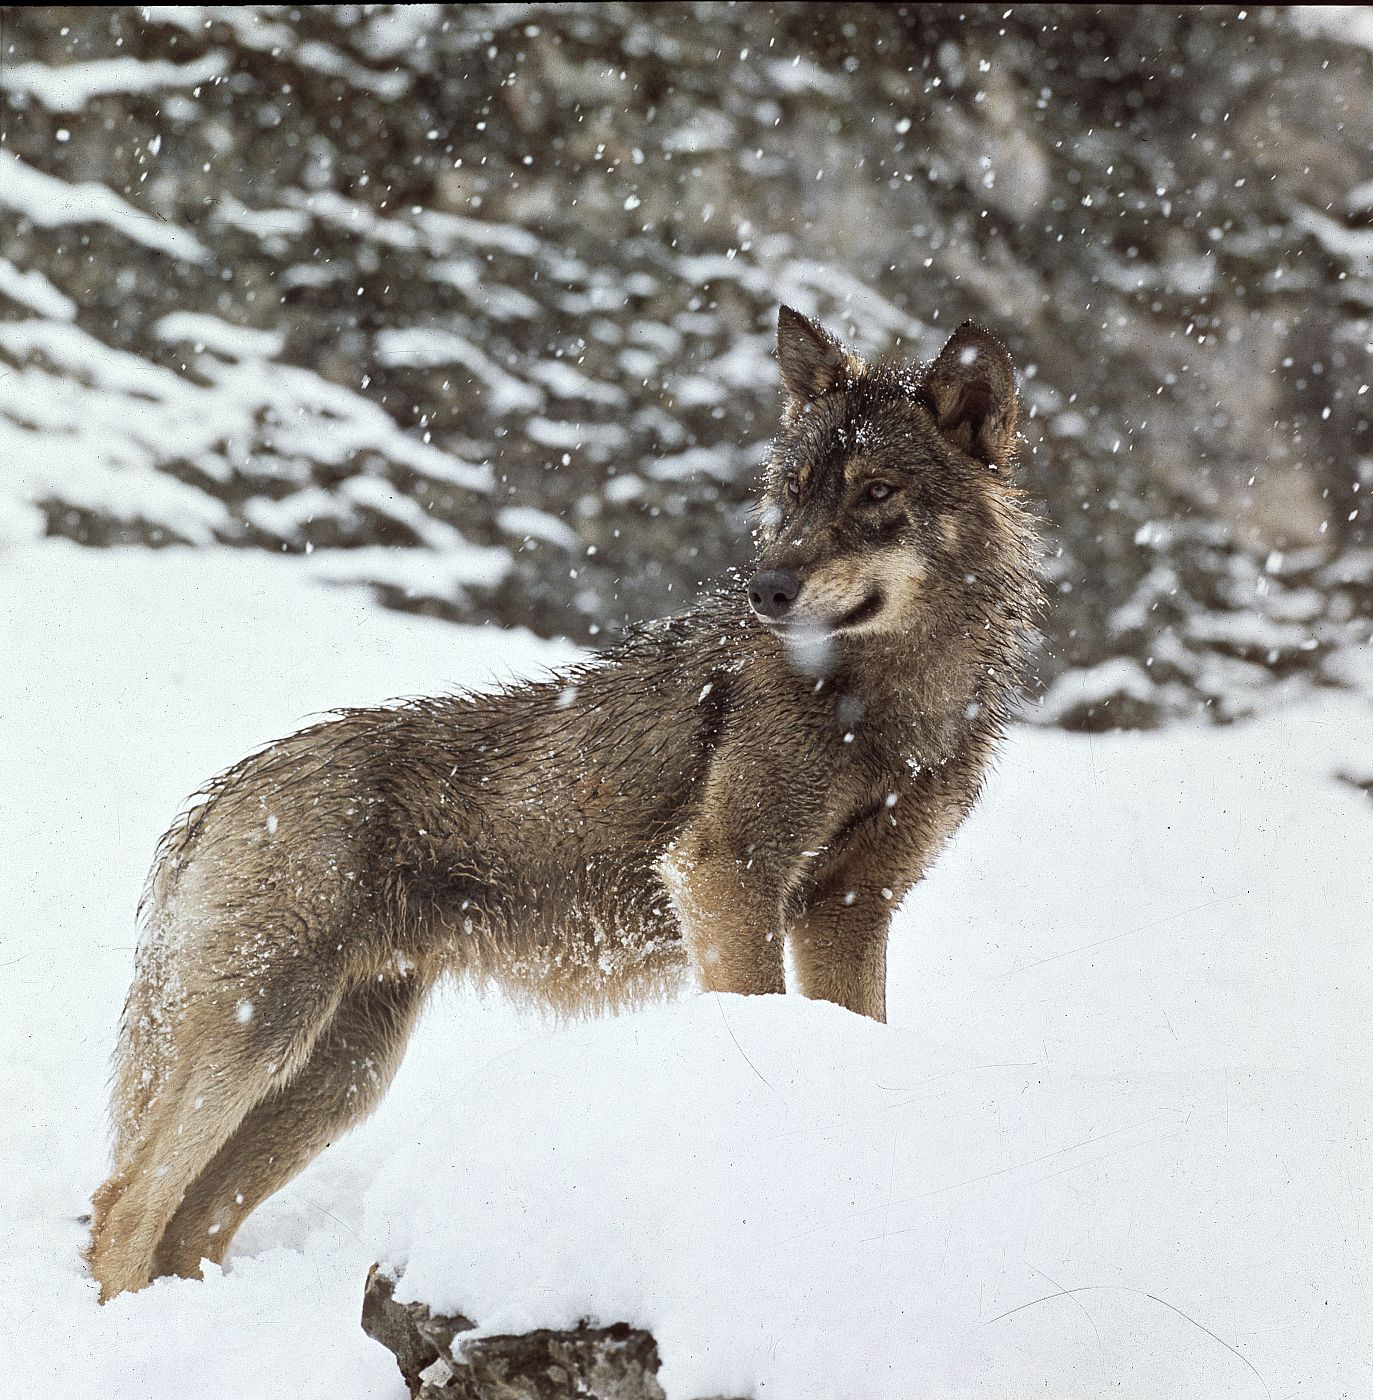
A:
[777,305,864,409]
[922,322,1020,469]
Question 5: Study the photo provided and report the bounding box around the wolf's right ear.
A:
[777,306,863,411]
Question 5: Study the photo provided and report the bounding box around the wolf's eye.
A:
[863,480,894,503]
[784,474,801,500]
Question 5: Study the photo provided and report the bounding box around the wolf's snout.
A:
[748,569,800,620]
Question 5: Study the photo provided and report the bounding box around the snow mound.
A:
[369,976,1363,1399]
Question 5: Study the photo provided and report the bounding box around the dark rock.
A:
[362,1266,741,1400]
[444,1323,666,1400]
[362,1265,477,1395]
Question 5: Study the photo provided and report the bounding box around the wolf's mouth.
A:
[833,591,883,630]
[762,590,884,636]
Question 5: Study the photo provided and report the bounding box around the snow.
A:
[153,312,286,361]
[210,195,312,243]
[1291,5,1373,56]
[0,257,77,322]
[430,258,541,320]
[357,5,445,63]
[373,328,544,414]
[286,189,423,250]
[648,444,760,484]
[412,208,544,258]
[496,505,581,551]
[526,359,629,408]
[0,314,491,546]
[0,151,209,265]
[2,540,1369,1398]
[764,56,848,100]
[1183,608,1320,652]
[142,7,410,97]
[0,52,229,110]
[305,543,511,601]
[1295,204,1373,278]
[1036,656,1168,722]
[341,475,486,553]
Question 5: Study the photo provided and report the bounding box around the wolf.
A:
[87,307,1042,1301]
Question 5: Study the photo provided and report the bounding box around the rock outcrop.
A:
[362,1266,743,1400]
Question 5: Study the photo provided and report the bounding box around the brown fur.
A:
[87,308,1042,1301]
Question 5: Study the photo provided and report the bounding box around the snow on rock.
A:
[1291,5,1373,56]
[497,505,582,552]
[0,256,77,321]
[361,1271,673,1400]
[0,149,209,264]
[0,51,229,110]
[0,314,493,560]
[307,542,512,603]
[1034,655,1176,729]
[374,328,545,413]
[153,311,286,361]
[368,960,1369,1400]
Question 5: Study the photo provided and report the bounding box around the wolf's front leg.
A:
[657,832,786,996]
[788,888,891,1022]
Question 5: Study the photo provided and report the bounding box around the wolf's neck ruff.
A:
[87,306,1043,1302]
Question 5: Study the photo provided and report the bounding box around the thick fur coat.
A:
[88,307,1042,1300]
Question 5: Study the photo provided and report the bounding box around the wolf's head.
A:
[750,306,1032,662]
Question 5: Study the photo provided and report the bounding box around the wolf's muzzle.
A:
[747,569,801,621]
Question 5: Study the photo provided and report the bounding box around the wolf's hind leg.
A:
[87,961,351,1302]
[150,973,429,1282]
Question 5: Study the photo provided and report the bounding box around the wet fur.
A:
[88,309,1042,1300]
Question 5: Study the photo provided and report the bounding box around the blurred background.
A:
[2,3,1369,730]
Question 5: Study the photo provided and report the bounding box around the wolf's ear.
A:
[777,305,863,408]
[923,322,1020,469]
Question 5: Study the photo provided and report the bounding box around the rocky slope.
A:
[2,4,1370,726]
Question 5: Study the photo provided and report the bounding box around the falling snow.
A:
[2,8,1371,1398]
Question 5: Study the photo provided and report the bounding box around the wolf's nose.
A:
[748,569,800,620]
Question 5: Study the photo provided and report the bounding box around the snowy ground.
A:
[2,541,1370,1398]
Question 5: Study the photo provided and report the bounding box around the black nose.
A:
[748,569,801,620]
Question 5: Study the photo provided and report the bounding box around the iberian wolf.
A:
[87,307,1042,1300]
